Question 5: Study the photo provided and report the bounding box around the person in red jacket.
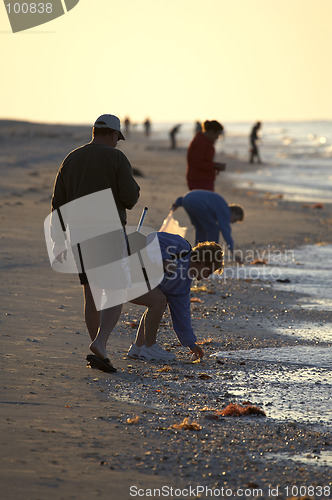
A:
[186,120,226,191]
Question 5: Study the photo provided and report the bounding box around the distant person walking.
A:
[169,124,181,150]
[143,117,151,137]
[172,190,244,262]
[124,117,131,136]
[186,120,226,191]
[249,121,262,164]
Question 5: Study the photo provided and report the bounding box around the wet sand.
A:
[0,120,331,499]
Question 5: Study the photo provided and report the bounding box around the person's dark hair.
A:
[92,127,116,138]
[203,120,224,134]
[191,241,224,274]
[229,204,244,221]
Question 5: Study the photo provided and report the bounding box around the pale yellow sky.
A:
[1,0,331,124]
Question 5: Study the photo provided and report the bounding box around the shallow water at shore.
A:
[212,347,331,426]
[222,121,332,204]
[106,345,332,429]
[214,345,331,368]
[265,450,332,468]
[221,244,332,321]
[272,321,332,342]
[230,169,332,204]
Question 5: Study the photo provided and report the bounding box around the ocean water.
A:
[150,120,332,204]
[212,346,332,426]
[219,121,332,204]
[220,244,332,319]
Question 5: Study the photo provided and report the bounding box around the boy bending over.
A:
[128,232,224,362]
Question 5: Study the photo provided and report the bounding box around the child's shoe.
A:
[139,343,176,362]
[127,343,141,358]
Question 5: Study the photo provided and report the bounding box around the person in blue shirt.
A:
[172,190,244,261]
[128,232,224,362]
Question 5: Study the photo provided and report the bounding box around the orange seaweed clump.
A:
[197,337,213,346]
[171,418,202,431]
[200,406,216,412]
[127,416,140,424]
[157,365,172,372]
[221,403,266,417]
[192,285,207,293]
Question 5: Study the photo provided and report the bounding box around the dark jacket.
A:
[52,143,140,226]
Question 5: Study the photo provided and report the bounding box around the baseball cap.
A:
[93,114,125,140]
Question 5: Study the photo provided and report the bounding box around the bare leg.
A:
[89,304,123,359]
[131,288,167,347]
[83,283,100,341]
[134,309,148,347]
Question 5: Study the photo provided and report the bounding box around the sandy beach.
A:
[0,120,331,500]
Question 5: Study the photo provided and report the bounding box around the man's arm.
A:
[117,153,140,209]
[51,169,67,212]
